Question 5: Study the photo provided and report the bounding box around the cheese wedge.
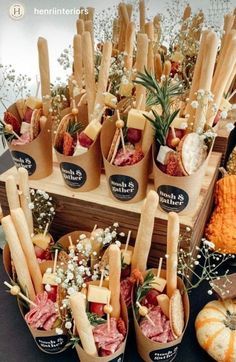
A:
[20,121,30,135]
[157,145,173,165]
[127,109,148,130]
[121,249,133,265]
[87,284,111,304]
[157,294,170,318]
[25,96,42,110]
[119,81,133,97]
[16,99,26,120]
[104,92,117,109]
[84,120,102,141]
[42,272,57,286]
[151,276,167,292]
[32,233,51,251]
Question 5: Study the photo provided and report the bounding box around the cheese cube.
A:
[121,249,133,265]
[119,81,133,97]
[157,145,173,165]
[87,285,111,304]
[151,276,166,292]
[220,98,232,112]
[16,99,26,120]
[42,272,57,286]
[127,109,148,130]
[32,233,51,251]
[25,96,42,110]
[20,121,30,135]
[84,121,102,141]
[104,92,117,109]
[73,144,88,156]
[156,294,169,317]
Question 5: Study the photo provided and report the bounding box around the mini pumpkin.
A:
[195,299,236,362]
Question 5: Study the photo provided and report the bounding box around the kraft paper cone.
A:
[132,269,189,362]
[7,103,53,180]
[101,117,151,203]
[75,294,128,362]
[54,107,101,192]
[3,244,69,354]
[153,140,214,214]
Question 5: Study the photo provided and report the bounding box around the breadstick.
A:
[155,53,163,80]
[87,7,95,21]
[139,0,145,33]
[132,191,159,272]
[108,244,121,318]
[2,215,36,301]
[126,4,133,19]
[76,19,84,35]
[185,30,209,118]
[37,37,51,115]
[79,7,85,20]
[124,22,135,70]
[153,15,162,43]
[136,33,148,110]
[145,22,154,41]
[94,41,112,115]
[163,60,171,77]
[166,212,179,298]
[6,175,20,211]
[112,18,119,45]
[69,292,98,356]
[11,208,43,295]
[120,3,129,27]
[82,32,96,122]
[118,5,126,52]
[182,5,191,21]
[73,35,83,90]
[225,63,236,95]
[222,13,235,48]
[85,20,94,55]
[145,22,155,73]
[18,167,33,235]
[194,31,219,132]
[142,120,154,154]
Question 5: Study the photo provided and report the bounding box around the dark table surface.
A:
[1,251,235,362]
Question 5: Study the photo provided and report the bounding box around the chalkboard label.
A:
[109,353,124,362]
[11,151,36,176]
[109,175,138,201]
[35,334,68,353]
[149,345,179,361]
[157,185,189,213]
[60,162,87,189]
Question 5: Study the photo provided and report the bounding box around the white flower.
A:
[56,328,63,335]
[191,100,198,109]
[45,284,51,292]
[65,321,72,329]
[55,277,62,284]
[113,222,119,228]
[225,123,234,132]
[197,89,205,96]
[68,287,76,295]
[28,202,34,210]
[221,111,227,119]
[67,272,74,280]
[203,240,215,249]
[115,240,121,247]
[207,290,213,295]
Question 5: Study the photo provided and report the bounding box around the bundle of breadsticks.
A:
[2,38,51,146]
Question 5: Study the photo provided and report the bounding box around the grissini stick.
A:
[153,15,161,43]
[87,7,95,21]
[118,5,125,52]
[142,120,154,154]
[124,22,135,70]
[69,292,98,356]
[155,53,163,80]
[94,41,112,115]
[163,60,171,77]
[112,18,119,45]
[131,191,159,272]
[182,4,191,20]
[6,175,20,211]
[139,0,145,33]
[76,19,84,35]
[221,13,235,48]
[37,37,51,116]
[185,30,209,118]
[73,34,83,90]
[126,3,133,19]
[225,63,236,95]
[2,215,36,301]
[79,7,85,20]
[85,20,94,55]
[11,208,43,295]
[136,33,148,111]
[108,244,121,318]
[194,31,219,132]
[82,31,96,122]
[18,167,33,236]
[166,212,180,298]
[145,22,155,73]
[120,3,129,27]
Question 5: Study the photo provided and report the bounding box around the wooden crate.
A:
[0,152,221,267]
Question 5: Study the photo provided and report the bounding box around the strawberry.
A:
[4,112,21,134]
[63,132,74,156]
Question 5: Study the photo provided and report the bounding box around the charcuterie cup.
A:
[101,117,152,203]
[7,103,53,180]
[132,268,189,362]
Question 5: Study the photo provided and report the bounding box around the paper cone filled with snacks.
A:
[2,38,53,180]
[131,209,189,362]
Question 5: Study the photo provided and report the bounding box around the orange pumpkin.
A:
[195,299,236,362]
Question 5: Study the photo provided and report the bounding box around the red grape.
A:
[78,132,93,148]
[127,128,142,143]
[90,302,105,317]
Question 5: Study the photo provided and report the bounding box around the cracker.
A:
[169,289,184,338]
[30,108,42,140]
[54,113,74,150]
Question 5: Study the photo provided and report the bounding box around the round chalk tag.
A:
[11,151,36,176]
[149,345,179,361]
[157,185,189,213]
[109,175,138,201]
[108,353,124,362]
[35,334,68,354]
[60,162,87,189]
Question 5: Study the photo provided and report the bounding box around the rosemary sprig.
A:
[66,120,84,136]
[87,312,106,326]
[135,270,155,305]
